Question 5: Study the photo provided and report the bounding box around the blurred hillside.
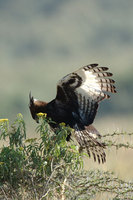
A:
[0,0,133,132]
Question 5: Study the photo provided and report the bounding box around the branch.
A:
[61,178,67,200]
[0,187,8,200]
[40,186,60,200]
[105,140,133,149]
[103,132,133,137]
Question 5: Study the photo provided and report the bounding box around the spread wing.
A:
[56,63,116,126]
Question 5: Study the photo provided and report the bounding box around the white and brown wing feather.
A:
[57,63,116,126]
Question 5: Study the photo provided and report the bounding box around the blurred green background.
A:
[0,0,133,180]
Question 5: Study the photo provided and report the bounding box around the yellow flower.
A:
[17,113,23,118]
[37,112,47,118]
[59,122,66,127]
[19,147,24,151]
[0,119,8,123]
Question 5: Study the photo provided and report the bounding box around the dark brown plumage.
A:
[29,63,116,163]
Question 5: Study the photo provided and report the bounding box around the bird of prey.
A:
[29,63,116,163]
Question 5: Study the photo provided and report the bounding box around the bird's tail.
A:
[73,124,106,163]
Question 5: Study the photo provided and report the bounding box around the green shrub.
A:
[0,114,82,199]
[0,114,133,199]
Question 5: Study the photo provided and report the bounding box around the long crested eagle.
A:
[29,63,116,163]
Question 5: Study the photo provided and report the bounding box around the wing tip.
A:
[83,63,98,71]
[91,63,99,67]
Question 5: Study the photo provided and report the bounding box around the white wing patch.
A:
[75,66,112,101]
[57,63,116,125]
[73,64,116,123]
[79,70,101,93]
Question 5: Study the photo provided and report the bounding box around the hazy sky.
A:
[0,0,133,123]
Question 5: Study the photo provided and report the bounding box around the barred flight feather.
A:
[74,124,106,163]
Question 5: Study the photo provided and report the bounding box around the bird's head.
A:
[29,92,47,122]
